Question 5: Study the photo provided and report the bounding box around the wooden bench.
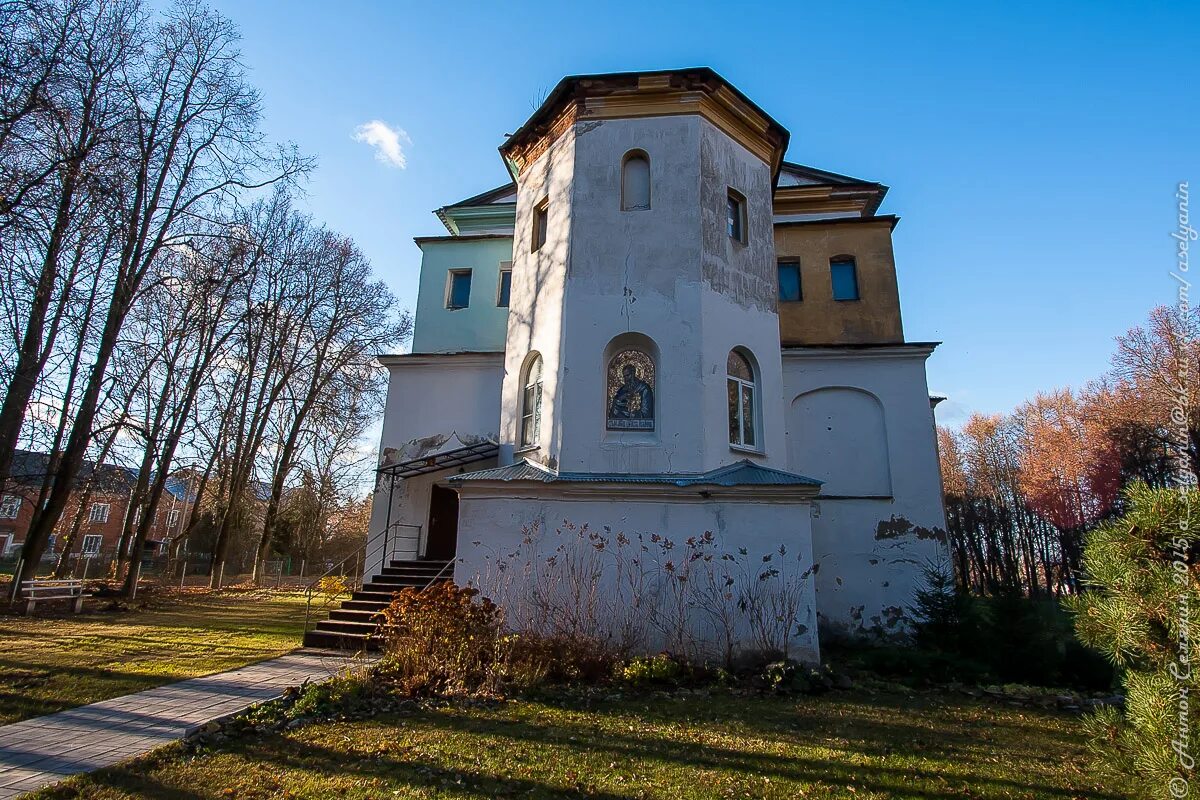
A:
[22,579,85,614]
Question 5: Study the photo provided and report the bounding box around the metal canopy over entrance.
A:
[376,434,499,481]
[373,433,498,565]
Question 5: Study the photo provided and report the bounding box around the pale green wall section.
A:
[411,237,514,353]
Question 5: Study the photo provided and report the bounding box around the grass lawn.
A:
[33,690,1126,799]
[0,589,307,724]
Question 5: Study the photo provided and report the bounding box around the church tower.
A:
[496,70,791,475]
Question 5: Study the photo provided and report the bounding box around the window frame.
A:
[81,534,102,556]
[620,150,651,211]
[89,502,110,524]
[445,268,473,310]
[777,260,802,302]
[496,262,513,307]
[532,198,549,253]
[727,349,760,452]
[519,354,543,449]
[830,256,860,301]
[166,509,181,529]
[0,494,20,520]
[726,189,747,244]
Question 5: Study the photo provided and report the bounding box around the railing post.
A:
[9,558,23,603]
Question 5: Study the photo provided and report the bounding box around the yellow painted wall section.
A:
[773,218,904,345]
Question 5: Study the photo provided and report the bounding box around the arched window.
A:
[621,151,651,211]
[606,349,655,430]
[520,354,543,447]
[727,349,757,449]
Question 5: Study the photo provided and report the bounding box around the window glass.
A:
[777,262,801,302]
[447,270,472,309]
[520,355,543,447]
[727,350,757,448]
[533,203,548,251]
[831,258,859,301]
[497,268,512,307]
[726,193,743,241]
[0,495,19,520]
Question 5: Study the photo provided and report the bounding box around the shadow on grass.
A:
[52,694,1118,800]
[397,703,1116,800]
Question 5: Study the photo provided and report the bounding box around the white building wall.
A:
[367,353,504,572]
[454,486,820,663]
[506,115,786,475]
[781,346,948,637]
[498,127,577,468]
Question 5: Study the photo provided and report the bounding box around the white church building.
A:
[359,69,947,661]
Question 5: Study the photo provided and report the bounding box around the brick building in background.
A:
[0,450,195,563]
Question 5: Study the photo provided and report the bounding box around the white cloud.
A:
[352,120,410,168]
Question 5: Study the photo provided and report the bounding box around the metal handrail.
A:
[302,523,422,633]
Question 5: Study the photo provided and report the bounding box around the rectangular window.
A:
[89,503,110,524]
[167,510,181,529]
[497,263,512,307]
[446,269,472,309]
[728,379,757,449]
[777,261,802,302]
[831,258,860,301]
[0,495,20,520]
[726,190,745,243]
[532,200,549,252]
[81,534,102,556]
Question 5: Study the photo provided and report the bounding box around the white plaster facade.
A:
[368,69,947,661]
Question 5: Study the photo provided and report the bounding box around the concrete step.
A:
[379,566,451,578]
[387,559,452,570]
[341,599,391,612]
[329,608,384,624]
[302,628,380,651]
[351,589,397,603]
[369,573,441,586]
[312,618,379,636]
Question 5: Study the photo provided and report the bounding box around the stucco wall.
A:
[410,237,515,354]
[367,353,504,572]
[453,486,820,662]
[773,219,904,346]
[498,125,576,469]
[502,114,787,475]
[782,347,948,637]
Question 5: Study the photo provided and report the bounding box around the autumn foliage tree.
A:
[940,306,1195,596]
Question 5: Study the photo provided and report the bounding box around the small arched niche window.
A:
[621,151,651,211]
[727,349,758,450]
[519,354,543,448]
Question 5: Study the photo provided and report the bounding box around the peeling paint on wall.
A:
[874,514,947,542]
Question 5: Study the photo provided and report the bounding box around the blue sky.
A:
[206,0,1198,425]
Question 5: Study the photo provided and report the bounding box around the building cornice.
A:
[456,482,820,503]
[378,351,504,368]
[773,214,900,232]
[499,69,789,183]
[413,233,514,247]
[782,342,940,360]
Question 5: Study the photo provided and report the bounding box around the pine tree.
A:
[909,557,983,656]
[1066,482,1200,797]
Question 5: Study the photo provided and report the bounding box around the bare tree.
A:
[16,0,308,589]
